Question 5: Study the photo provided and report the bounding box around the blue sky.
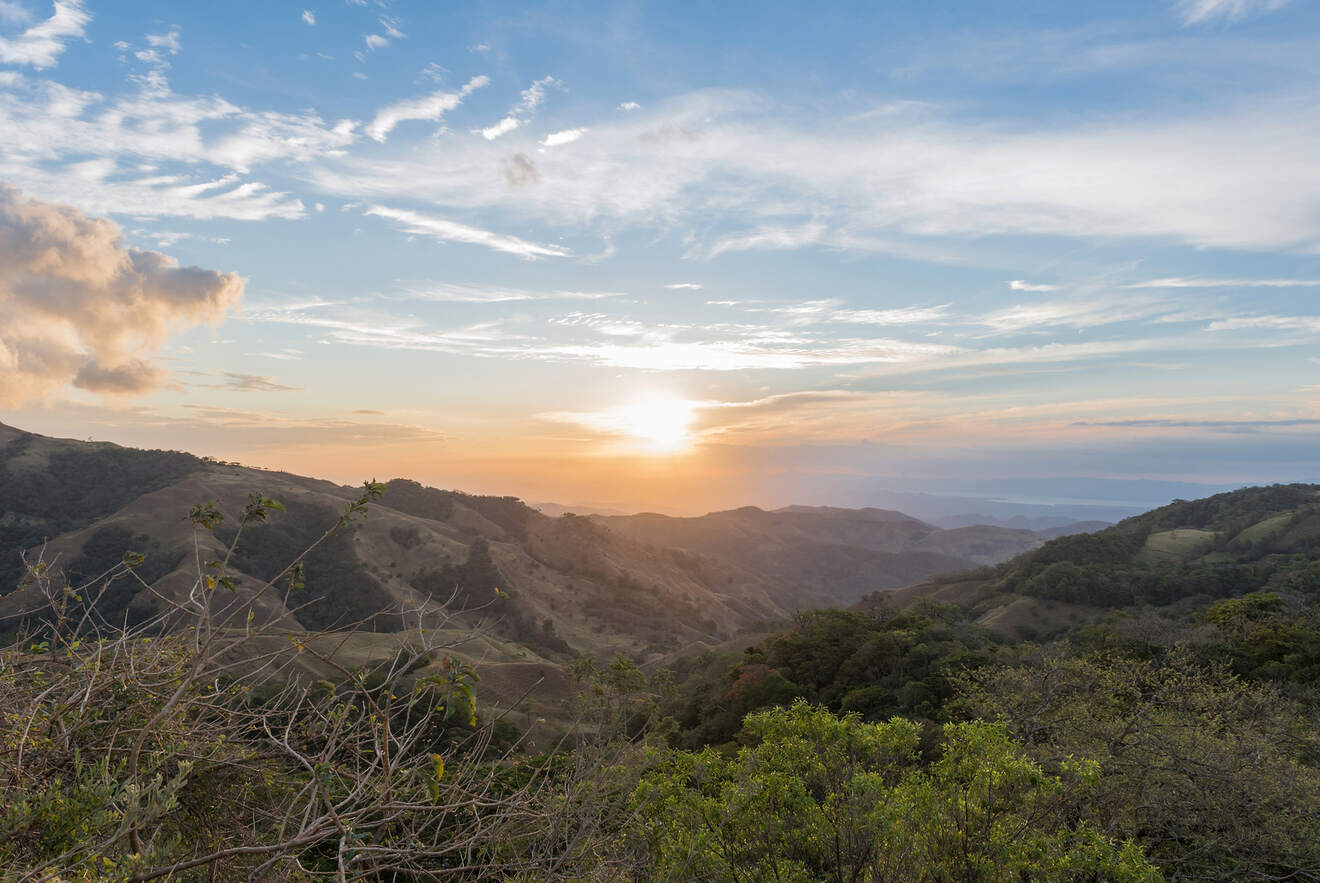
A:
[1,0,1318,512]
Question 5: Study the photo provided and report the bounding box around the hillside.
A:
[862,483,1320,640]
[594,505,1042,606]
[0,423,1046,665]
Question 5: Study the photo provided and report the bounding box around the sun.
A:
[619,399,695,452]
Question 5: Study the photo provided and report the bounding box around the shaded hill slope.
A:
[594,505,1043,608]
[1,422,1045,664]
[862,483,1320,640]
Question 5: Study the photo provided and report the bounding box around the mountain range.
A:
[0,422,1078,663]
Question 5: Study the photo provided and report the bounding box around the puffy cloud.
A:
[478,117,519,140]
[0,0,88,68]
[0,186,243,405]
[301,9,315,25]
[542,127,586,147]
[74,359,165,394]
[145,27,181,55]
[366,75,488,142]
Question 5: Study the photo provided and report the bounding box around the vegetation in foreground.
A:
[2,483,1320,879]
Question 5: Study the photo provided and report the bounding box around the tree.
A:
[0,484,633,880]
[632,701,1159,882]
[958,648,1320,880]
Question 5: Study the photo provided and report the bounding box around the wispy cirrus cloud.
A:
[366,74,488,142]
[0,0,88,68]
[314,89,1320,256]
[978,297,1173,331]
[199,372,301,392]
[0,72,355,219]
[1076,416,1320,430]
[1125,276,1320,289]
[1207,314,1320,331]
[1009,280,1061,292]
[475,75,558,140]
[831,305,950,326]
[364,204,569,258]
[398,282,624,302]
[1169,0,1291,26]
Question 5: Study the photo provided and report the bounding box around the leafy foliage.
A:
[958,649,1320,880]
[634,701,1159,882]
[670,605,994,747]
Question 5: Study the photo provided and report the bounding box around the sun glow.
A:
[619,399,695,452]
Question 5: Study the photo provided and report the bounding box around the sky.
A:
[1,0,1319,514]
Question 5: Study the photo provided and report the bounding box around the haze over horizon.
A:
[2,0,1319,513]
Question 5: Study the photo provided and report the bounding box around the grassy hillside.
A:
[594,504,1042,608]
[5,432,1319,881]
[675,483,1320,746]
[858,483,1320,640]
[0,423,1041,667]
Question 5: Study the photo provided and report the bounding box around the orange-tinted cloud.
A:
[0,185,243,405]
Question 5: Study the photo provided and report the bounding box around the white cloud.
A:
[0,185,242,405]
[474,75,558,140]
[364,204,569,258]
[1170,0,1290,25]
[478,116,519,140]
[145,27,181,55]
[399,282,624,302]
[537,336,956,372]
[363,33,387,51]
[665,282,702,290]
[0,0,89,68]
[618,101,640,111]
[313,89,1320,255]
[705,223,828,258]
[979,297,1169,331]
[1009,280,1060,291]
[515,76,556,113]
[1207,315,1320,331]
[542,127,586,147]
[0,72,359,219]
[301,9,316,25]
[1125,276,1320,289]
[831,305,950,325]
[365,74,488,142]
[0,2,34,24]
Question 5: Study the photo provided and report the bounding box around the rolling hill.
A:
[0,422,1051,667]
[864,483,1320,640]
